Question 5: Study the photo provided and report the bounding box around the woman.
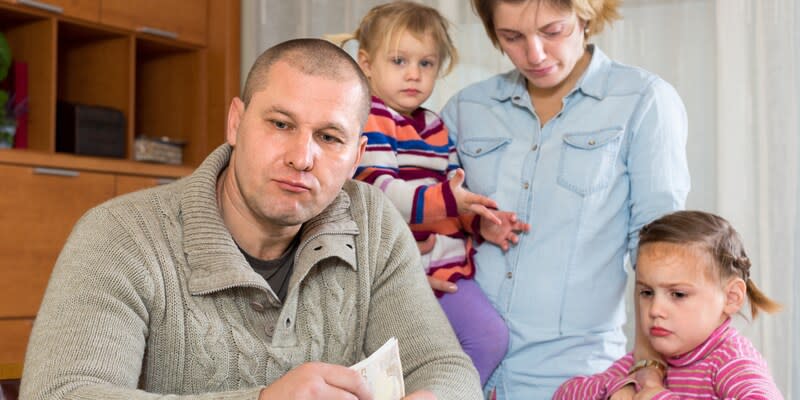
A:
[440,0,690,398]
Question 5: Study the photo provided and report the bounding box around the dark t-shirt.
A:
[237,237,298,302]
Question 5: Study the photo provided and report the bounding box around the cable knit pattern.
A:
[20,144,482,399]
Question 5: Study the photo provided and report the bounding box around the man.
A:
[20,39,482,400]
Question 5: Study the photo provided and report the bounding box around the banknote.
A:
[350,337,405,400]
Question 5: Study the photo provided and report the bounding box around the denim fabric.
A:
[441,46,690,399]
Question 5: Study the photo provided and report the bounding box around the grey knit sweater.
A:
[20,145,482,399]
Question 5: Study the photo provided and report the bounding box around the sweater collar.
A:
[666,318,735,368]
[181,144,359,296]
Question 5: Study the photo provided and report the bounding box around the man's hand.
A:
[403,390,436,399]
[258,362,373,400]
[609,385,635,400]
[479,211,530,251]
[448,169,501,225]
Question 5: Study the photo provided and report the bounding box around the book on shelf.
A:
[10,61,28,149]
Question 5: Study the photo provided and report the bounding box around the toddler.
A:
[554,210,783,399]
[344,1,529,385]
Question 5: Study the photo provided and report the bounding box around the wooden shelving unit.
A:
[0,0,241,380]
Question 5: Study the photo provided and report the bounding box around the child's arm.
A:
[712,357,784,400]
[552,354,636,400]
[355,119,499,225]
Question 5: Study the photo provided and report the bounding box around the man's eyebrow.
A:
[262,106,294,120]
[264,106,348,135]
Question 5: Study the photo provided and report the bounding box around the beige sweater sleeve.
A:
[20,206,265,400]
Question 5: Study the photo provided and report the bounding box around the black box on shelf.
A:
[56,101,126,158]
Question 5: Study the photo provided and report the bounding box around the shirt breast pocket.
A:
[557,127,624,196]
[458,137,511,196]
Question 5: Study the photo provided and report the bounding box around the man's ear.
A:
[226,97,245,146]
[357,49,371,78]
[723,277,747,316]
[349,135,368,178]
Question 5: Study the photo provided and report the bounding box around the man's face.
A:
[225,61,367,230]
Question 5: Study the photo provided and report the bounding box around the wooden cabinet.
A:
[0,151,193,380]
[1,0,100,22]
[115,174,174,195]
[0,163,115,318]
[0,0,240,380]
[101,0,207,46]
[0,0,239,164]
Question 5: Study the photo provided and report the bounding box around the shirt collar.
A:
[490,44,611,102]
[666,318,735,368]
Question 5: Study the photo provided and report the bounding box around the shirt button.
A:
[513,95,521,101]
[250,301,265,312]
[522,181,529,190]
[531,144,539,151]
[475,148,482,154]
[588,139,597,146]
[506,271,513,279]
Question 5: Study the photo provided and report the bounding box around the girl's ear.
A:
[357,49,371,78]
[723,277,746,316]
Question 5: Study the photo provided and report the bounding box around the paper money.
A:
[350,337,405,400]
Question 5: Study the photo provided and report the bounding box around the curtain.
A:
[242,0,799,396]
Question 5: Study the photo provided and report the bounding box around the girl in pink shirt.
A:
[554,210,783,399]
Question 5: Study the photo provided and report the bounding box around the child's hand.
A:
[632,386,664,400]
[631,367,666,400]
[609,385,635,400]
[448,169,501,225]
[480,211,530,251]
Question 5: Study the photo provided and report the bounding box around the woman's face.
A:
[493,1,586,90]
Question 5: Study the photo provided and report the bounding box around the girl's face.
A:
[492,1,587,91]
[636,242,743,357]
[358,30,439,116]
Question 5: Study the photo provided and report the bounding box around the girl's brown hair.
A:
[346,1,458,76]
[638,210,781,319]
[472,0,621,49]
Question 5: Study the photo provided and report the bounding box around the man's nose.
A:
[285,131,315,171]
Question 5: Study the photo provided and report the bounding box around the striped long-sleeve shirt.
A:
[354,97,478,283]
[552,319,783,399]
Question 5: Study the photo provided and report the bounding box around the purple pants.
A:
[438,278,509,386]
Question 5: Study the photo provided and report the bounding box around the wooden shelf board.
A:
[0,149,193,178]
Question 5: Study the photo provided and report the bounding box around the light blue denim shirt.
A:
[441,46,690,399]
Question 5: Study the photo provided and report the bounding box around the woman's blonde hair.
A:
[638,210,782,320]
[472,0,621,49]
[341,1,458,76]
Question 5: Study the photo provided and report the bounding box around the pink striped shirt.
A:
[553,319,783,399]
